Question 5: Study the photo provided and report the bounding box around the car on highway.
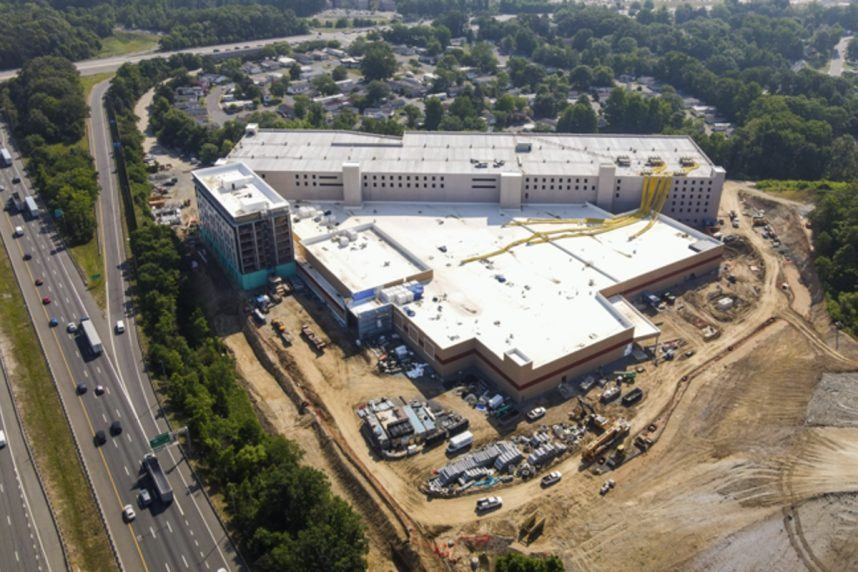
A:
[476,496,503,513]
[526,406,546,422]
[110,420,122,435]
[138,488,152,508]
[95,384,105,395]
[41,296,50,305]
[13,226,23,237]
[66,322,77,333]
[0,429,6,448]
[12,176,20,184]
[49,317,58,327]
[541,471,562,487]
[115,320,125,334]
[34,277,43,286]
[76,382,87,394]
[122,504,136,522]
[94,430,107,446]
[23,253,32,260]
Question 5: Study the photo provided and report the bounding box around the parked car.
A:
[476,496,503,513]
[621,387,644,406]
[526,406,546,422]
[600,385,621,403]
[541,471,562,487]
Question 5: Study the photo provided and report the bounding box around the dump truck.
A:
[581,420,630,463]
[142,453,173,504]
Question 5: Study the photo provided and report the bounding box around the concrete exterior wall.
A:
[522,174,599,204]
[595,164,616,211]
[500,172,522,209]
[343,162,362,206]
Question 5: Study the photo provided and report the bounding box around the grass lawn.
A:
[0,240,116,571]
[753,179,847,203]
[96,29,160,59]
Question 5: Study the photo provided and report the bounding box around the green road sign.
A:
[149,432,172,450]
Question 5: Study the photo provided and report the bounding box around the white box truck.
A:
[80,317,103,356]
[446,430,473,454]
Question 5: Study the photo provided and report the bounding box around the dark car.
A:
[41,296,51,305]
[110,420,122,436]
[48,317,58,327]
[12,176,21,184]
[35,277,43,286]
[94,430,107,446]
[76,382,87,395]
[23,253,32,260]
[621,387,644,407]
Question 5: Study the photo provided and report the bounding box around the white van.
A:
[115,320,125,334]
[446,430,473,454]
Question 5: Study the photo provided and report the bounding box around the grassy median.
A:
[0,240,116,571]
[96,30,160,59]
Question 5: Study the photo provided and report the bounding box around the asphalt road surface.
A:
[0,124,240,571]
[0,28,371,81]
[829,35,853,77]
[89,79,245,571]
[0,355,65,572]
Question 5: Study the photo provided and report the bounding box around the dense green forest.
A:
[106,55,368,570]
[809,184,858,337]
[0,56,99,244]
[0,0,317,69]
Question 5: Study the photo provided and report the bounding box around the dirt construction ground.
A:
[200,180,858,571]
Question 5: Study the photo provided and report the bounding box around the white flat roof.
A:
[193,161,288,219]
[292,202,719,367]
[228,130,719,178]
[303,225,425,294]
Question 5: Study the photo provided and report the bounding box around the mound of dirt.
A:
[806,372,858,427]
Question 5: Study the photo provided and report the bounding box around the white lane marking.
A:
[149,526,156,539]
[15,550,19,562]
[95,366,101,374]
[115,409,121,418]
[74,351,80,358]
[165,564,171,572]
[82,370,89,378]
[193,539,198,547]
[127,433,133,443]
[1,482,4,493]
[6,515,10,525]
[123,465,130,477]
[166,521,173,534]
[101,413,108,423]
[181,555,189,568]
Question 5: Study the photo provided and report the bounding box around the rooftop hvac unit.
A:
[679,156,695,167]
[616,155,631,167]
[515,142,532,153]
[646,156,664,166]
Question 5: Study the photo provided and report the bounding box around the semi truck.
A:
[0,147,11,167]
[79,317,103,356]
[142,453,174,504]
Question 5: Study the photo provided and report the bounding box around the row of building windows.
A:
[526,184,596,192]
[525,176,590,185]
[363,174,446,182]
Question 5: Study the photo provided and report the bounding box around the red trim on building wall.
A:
[616,251,722,297]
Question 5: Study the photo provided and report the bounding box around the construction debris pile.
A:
[425,441,523,496]
[357,397,467,459]
[372,334,432,380]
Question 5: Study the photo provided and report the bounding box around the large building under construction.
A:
[203,129,726,400]
[228,128,727,228]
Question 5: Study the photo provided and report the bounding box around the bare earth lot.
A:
[197,179,858,571]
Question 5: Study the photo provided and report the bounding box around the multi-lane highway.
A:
[0,354,65,572]
[0,28,371,82]
[89,79,244,571]
[0,123,241,571]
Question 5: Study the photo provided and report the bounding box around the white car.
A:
[526,406,546,422]
[115,320,125,334]
[541,471,562,487]
[13,226,23,237]
[66,322,78,333]
[0,430,6,448]
[475,496,503,513]
[122,504,136,522]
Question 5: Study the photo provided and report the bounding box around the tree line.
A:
[0,0,322,70]
[0,56,99,244]
[106,54,368,570]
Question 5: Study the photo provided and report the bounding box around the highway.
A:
[0,123,240,571]
[0,354,65,572]
[0,28,371,82]
[89,79,244,571]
